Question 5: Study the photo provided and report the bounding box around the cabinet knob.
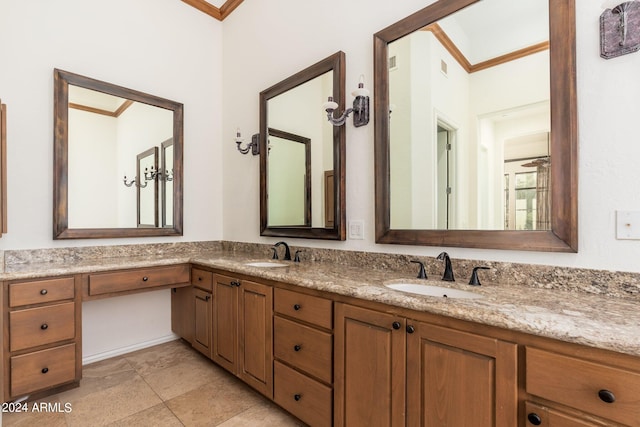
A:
[294,345,302,352]
[231,280,241,287]
[293,304,301,311]
[406,325,415,334]
[198,277,202,281]
[392,321,401,330]
[142,276,149,282]
[41,323,49,330]
[41,368,49,374]
[598,389,616,403]
[40,289,48,295]
[527,413,542,425]
[294,394,301,401]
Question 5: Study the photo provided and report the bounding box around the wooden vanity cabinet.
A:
[273,288,334,427]
[170,285,193,344]
[191,268,213,357]
[334,303,518,427]
[2,276,81,400]
[212,273,273,398]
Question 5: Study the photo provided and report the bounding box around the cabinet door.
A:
[334,303,406,427]
[406,321,517,427]
[212,274,238,373]
[170,286,193,344]
[238,280,273,398]
[192,288,212,357]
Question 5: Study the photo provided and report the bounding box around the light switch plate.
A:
[348,220,364,240]
[616,210,640,239]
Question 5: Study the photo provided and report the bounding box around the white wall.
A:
[0,0,224,358]
[222,0,640,273]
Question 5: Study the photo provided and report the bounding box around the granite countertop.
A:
[3,250,639,357]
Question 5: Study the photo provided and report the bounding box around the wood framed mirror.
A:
[260,51,346,240]
[53,69,183,239]
[374,0,577,252]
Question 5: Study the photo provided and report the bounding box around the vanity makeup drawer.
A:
[9,302,76,351]
[274,316,332,383]
[274,361,332,427]
[87,264,190,296]
[10,343,76,397]
[9,277,75,307]
[191,267,213,291]
[526,347,640,425]
[274,288,333,329]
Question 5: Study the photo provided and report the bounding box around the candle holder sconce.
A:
[601,1,640,59]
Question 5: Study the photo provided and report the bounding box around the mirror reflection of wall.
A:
[388,0,550,231]
[267,70,334,229]
[67,85,173,229]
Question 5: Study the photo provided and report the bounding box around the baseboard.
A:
[82,334,180,365]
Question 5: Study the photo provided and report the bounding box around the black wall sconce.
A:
[236,128,260,155]
[323,75,370,127]
[601,1,640,58]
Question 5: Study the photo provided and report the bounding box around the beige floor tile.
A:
[216,402,304,427]
[57,356,136,402]
[141,354,226,401]
[107,403,183,427]
[125,339,202,377]
[2,397,68,427]
[64,375,162,426]
[166,378,264,426]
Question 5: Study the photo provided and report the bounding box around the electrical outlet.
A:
[616,210,640,239]
[348,220,364,240]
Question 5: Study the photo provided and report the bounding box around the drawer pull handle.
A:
[40,323,49,330]
[142,277,149,282]
[598,389,616,403]
[293,304,301,311]
[392,321,401,330]
[41,368,49,374]
[527,413,542,425]
[294,394,301,401]
[294,345,302,352]
[40,289,48,295]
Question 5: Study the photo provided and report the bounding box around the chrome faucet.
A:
[273,241,292,261]
[436,252,455,282]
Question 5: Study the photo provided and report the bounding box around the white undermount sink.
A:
[245,261,288,268]
[385,283,484,299]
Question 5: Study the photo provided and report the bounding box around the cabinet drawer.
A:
[526,347,640,426]
[274,316,332,384]
[274,361,332,427]
[10,302,75,352]
[88,264,189,296]
[11,343,77,397]
[524,402,600,427]
[9,277,75,307]
[274,288,332,329]
[191,267,213,291]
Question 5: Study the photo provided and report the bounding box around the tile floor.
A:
[3,340,304,426]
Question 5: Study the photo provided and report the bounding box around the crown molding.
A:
[181,0,244,21]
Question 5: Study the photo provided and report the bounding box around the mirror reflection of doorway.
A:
[437,123,455,229]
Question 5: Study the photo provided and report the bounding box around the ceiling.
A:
[181,0,244,21]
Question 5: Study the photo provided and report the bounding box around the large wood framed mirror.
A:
[260,51,346,240]
[54,69,183,239]
[374,0,577,251]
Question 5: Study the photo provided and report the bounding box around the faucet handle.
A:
[410,260,428,279]
[294,250,303,263]
[469,267,490,286]
[270,247,279,260]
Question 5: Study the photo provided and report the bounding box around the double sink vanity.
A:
[1,243,639,426]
